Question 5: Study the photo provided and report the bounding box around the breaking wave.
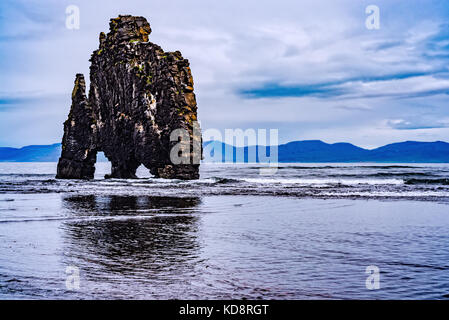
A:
[0,162,448,202]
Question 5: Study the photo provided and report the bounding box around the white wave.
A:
[321,191,449,197]
[241,178,404,185]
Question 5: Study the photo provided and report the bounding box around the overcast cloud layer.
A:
[0,0,448,148]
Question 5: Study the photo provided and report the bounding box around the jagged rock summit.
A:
[57,15,201,180]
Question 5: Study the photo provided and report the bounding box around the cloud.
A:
[237,73,449,99]
[0,0,449,148]
[335,104,372,111]
[0,92,67,108]
[236,18,449,99]
[238,82,344,99]
[385,117,449,130]
[0,0,63,42]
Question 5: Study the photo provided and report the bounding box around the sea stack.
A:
[57,15,201,180]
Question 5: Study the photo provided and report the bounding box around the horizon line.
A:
[1,139,449,151]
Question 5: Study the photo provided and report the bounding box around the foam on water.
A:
[241,178,405,185]
[0,162,448,201]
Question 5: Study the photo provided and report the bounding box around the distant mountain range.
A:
[0,140,448,163]
[0,144,107,162]
[0,143,62,162]
[204,140,449,163]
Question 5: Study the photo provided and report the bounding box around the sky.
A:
[0,0,448,149]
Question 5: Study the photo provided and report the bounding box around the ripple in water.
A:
[0,163,449,299]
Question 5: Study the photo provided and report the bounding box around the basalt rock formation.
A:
[57,15,201,180]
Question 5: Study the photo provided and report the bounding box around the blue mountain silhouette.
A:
[203,140,449,163]
[1,140,448,163]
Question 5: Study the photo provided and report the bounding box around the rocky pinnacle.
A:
[56,15,201,180]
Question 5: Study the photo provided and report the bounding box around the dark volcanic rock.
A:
[56,74,96,179]
[57,15,201,180]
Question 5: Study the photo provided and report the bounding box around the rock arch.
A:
[56,16,201,180]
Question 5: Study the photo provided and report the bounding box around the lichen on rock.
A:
[56,15,201,180]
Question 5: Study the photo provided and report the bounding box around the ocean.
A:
[0,162,448,299]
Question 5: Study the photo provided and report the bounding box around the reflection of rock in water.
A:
[61,195,202,277]
[63,195,201,215]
